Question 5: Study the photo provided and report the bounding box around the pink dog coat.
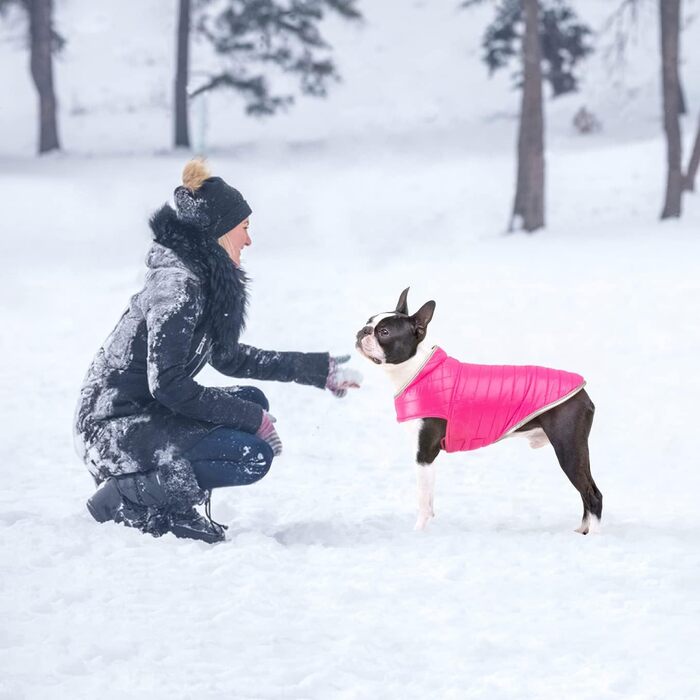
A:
[394,347,585,452]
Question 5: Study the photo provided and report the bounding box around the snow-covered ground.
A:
[2,1,700,698]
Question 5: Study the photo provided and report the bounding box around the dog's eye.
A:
[379,328,389,337]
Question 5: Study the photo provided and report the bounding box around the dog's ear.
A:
[412,301,435,341]
[395,287,410,316]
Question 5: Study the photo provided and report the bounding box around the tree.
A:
[465,0,592,232]
[683,116,700,192]
[173,0,361,149]
[28,0,60,153]
[0,0,63,154]
[659,0,683,219]
[480,0,592,97]
[512,0,545,232]
[174,0,191,147]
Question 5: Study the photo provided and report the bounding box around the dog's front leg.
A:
[415,463,436,530]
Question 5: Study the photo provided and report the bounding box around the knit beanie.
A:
[173,158,252,239]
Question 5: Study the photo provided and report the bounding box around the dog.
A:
[355,288,602,534]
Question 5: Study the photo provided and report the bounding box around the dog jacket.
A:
[394,347,585,452]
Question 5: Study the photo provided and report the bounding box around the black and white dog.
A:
[356,288,603,534]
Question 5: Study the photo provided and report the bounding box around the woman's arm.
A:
[140,269,264,433]
[210,344,330,389]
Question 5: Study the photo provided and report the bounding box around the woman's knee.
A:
[250,440,274,482]
[236,386,269,411]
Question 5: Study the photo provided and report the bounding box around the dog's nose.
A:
[356,326,373,340]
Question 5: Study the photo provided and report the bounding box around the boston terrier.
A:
[356,288,602,534]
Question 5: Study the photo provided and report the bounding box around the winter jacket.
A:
[394,346,585,452]
[74,205,329,508]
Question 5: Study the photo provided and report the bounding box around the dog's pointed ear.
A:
[412,301,436,341]
[395,287,410,315]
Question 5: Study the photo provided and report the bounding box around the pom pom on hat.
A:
[182,157,211,192]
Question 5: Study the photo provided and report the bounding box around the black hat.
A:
[174,158,252,239]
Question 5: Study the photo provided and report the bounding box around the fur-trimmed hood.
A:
[149,203,248,350]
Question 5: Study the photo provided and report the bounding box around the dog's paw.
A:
[575,515,601,535]
[414,512,433,531]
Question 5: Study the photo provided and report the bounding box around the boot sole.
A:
[169,523,225,544]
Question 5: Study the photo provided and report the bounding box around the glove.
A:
[326,354,363,398]
[256,411,283,457]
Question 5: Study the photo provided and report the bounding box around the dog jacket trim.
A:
[394,346,586,452]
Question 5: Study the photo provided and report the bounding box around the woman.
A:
[74,159,361,543]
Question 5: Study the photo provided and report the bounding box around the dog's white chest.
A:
[400,418,424,458]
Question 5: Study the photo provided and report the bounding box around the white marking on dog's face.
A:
[357,334,386,364]
[368,313,395,326]
[355,313,396,365]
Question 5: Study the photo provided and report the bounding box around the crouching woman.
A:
[74,159,360,543]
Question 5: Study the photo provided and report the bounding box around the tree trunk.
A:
[511,0,545,233]
[683,114,700,192]
[174,0,191,148]
[27,0,60,154]
[678,79,686,115]
[659,0,683,219]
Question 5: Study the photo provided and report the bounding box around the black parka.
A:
[74,205,329,508]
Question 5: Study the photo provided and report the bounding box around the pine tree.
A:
[512,0,545,232]
[464,0,591,232]
[477,0,592,97]
[190,0,361,116]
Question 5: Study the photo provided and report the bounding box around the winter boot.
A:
[86,471,169,523]
[86,472,224,543]
[168,508,226,544]
[86,477,123,523]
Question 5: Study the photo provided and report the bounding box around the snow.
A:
[2,0,700,698]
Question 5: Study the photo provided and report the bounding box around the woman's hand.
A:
[256,411,283,456]
[326,355,363,398]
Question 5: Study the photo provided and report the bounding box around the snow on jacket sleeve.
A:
[141,269,263,433]
[210,344,330,389]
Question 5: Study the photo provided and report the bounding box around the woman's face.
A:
[218,218,251,266]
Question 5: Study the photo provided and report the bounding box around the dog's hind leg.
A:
[537,390,603,535]
[414,418,446,531]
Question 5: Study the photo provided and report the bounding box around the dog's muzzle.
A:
[355,327,383,364]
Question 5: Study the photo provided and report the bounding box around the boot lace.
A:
[204,491,228,533]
